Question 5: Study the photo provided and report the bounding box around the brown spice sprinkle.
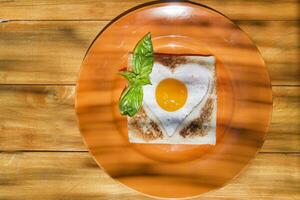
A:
[180,98,213,138]
[154,53,213,70]
[129,108,163,141]
[155,54,188,70]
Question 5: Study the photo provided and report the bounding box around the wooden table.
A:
[0,1,299,199]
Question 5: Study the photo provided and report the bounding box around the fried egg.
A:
[142,55,215,137]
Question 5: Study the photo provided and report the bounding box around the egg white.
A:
[142,56,215,137]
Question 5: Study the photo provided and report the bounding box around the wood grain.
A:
[0,0,298,20]
[238,21,300,86]
[263,86,300,152]
[0,85,84,151]
[0,21,298,85]
[0,21,107,84]
[0,152,298,200]
[0,86,298,152]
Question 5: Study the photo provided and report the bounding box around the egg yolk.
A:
[155,78,188,112]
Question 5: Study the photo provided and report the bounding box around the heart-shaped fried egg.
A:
[142,55,215,137]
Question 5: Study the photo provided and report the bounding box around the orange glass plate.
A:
[75,1,273,199]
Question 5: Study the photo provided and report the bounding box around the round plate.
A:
[75,1,272,199]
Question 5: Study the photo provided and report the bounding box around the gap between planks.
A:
[0,150,299,154]
[1,19,299,22]
[0,84,296,87]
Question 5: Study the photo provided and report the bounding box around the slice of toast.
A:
[127,53,217,145]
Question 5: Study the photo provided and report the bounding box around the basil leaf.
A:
[118,33,154,117]
[136,74,152,85]
[119,85,143,117]
[119,71,137,84]
[132,33,153,75]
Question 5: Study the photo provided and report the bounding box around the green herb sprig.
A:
[119,33,154,117]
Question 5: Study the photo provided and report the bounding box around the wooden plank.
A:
[0,152,298,199]
[0,21,108,84]
[0,20,298,85]
[0,0,298,20]
[0,85,84,151]
[0,85,299,152]
[262,87,300,152]
[238,21,300,86]
[262,86,300,152]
